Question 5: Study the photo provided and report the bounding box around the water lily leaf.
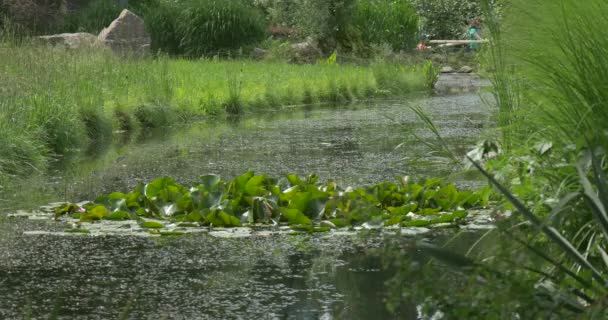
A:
[145,177,176,198]
[287,174,305,187]
[186,211,203,222]
[150,230,185,236]
[432,210,468,224]
[206,210,241,227]
[385,215,404,226]
[140,221,165,229]
[330,218,349,228]
[104,210,130,221]
[200,174,221,191]
[95,192,127,211]
[64,229,90,234]
[81,205,108,222]
[418,208,441,216]
[244,175,268,196]
[424,177,443,189]
[403,219,432,227]
[232,171,255,194]
[280,208,312,225]
[145,177,184,203]
[54,203,81,219]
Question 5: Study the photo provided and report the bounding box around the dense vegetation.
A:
[0,0,493,56]
[388,0,608,317]
[0,41,435,179]
[53,173,491,232]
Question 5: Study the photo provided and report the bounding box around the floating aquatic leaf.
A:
[104,210,130,221]
[64,229,90,234]
[280,208,312,225]
[80,205,108,222]
[140,221,165,229]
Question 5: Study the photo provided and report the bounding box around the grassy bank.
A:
[0,43,434,179]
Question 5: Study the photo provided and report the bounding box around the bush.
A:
[58,0,158,34]
[1,0,66,34]
[411,0,487,39]
[59,0,122,33]
[352,0,419,51]
[176,0,266,56]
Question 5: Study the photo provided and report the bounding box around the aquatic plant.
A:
[53,172,492,231]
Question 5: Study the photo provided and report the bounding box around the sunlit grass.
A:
[0,42,431,178]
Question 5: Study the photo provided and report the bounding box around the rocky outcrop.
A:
[98,9,151,56]
[440,66,455,73]
[290,39,322,63]
[38,32,99,49]
[458,66,474,73]
[250,48,268,60]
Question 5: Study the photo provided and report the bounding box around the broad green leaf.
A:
[140,221,165,229]
[280,208,312,225]
[104,210,130,221]
[200,174,221,191]
[403,219,432,227]
[81,205,108,222]
[145,177,176,199]
[245,175,268,196]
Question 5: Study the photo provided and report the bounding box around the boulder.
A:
[458,66,474,73]
[38,32,99,49]
[250,48,268,60]
[98,9,151,56]
[440,66,455,73]
[290,39,322,63]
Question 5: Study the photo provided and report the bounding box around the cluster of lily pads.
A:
[53,172,492,231]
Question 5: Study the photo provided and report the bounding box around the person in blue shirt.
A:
[468,19,482,50]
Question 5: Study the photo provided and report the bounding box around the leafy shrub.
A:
[411,0,490,39]
[175,0,266,56]
[59,0,122,33]
[58,0,157,34]
[144,0,265,57]
[1,0,66,34]
[352,0,419,51]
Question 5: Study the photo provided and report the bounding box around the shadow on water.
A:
[0,93,493,319]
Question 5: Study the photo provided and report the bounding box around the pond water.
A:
[0,91,493,319]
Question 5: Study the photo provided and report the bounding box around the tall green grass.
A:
[353,0,419,51]
[496,0,608,151]
[403,0,608,316]
[0,41,430,179]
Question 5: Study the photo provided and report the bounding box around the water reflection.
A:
[0,94,492,319]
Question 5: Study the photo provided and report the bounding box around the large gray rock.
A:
[440,66,455,73]
[98,9,150,56]
[290,39,322,63]
[38,32,99,49]
[250,47,267,60]
[458,66,474,73]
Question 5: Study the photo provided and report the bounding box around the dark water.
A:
[0,93,492,319]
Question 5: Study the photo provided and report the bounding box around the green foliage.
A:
[0,43,427,178]
[145,0,266,56]
[53,172,489,229]
[421,60,439,89]
[411,0,483,39]
[58,0,122,33]
[0,0,66,34]
[352,0,419,51]
[498,0,608,152]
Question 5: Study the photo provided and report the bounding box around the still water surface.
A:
[0,93,492,319]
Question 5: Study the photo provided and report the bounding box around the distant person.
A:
[468,19,482,50]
